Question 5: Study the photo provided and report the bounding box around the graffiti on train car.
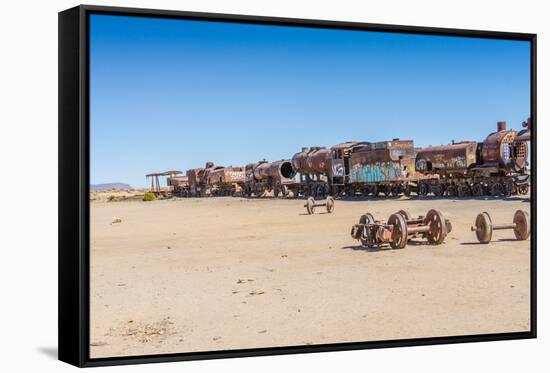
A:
[351,162,403,183]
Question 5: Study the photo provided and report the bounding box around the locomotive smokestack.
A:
[497,121,506,132]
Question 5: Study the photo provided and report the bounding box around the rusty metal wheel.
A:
[388,213,408,249]
[517,184,529,195]
[504,179,515,196]
[273,186,280,198]
[473,212,492,243]
[458,184,471,197]
[418,183,429,196]
[326,196,335,213]
[306,197,315,214]
[396,209,412,221]
[513,210,530,240]
[445,185,458,198]
[282,185,289,198]
[490,182,504,196]
[424,209,448,245]
[358,213,375,246]
[359,212,375,225]
[431,184,444,197]
[472,183,485,197]
[391,184,401,197]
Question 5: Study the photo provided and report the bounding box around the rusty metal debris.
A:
[304,196,335,215]
[471,210,530,243]
[350,209,451,249]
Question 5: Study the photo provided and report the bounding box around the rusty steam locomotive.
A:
[163,120,530,198]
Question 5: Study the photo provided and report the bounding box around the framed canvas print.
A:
[58,4,536,367]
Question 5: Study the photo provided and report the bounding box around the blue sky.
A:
[90,14,530,188]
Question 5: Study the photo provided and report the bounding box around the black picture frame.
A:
[59,4,537,367]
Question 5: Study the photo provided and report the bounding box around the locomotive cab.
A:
[479,121,528,173]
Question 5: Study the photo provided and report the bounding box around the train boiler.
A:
[244,160,296,197]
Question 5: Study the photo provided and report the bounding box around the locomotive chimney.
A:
[497,121,506,132]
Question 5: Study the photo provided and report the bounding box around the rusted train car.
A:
[347,139,435,196]
[291,140,434,197]
[167,175,190,196]
[415,121,530,196]
[291,141,370,197]
[243,160,296,197]
[186,162,217,197]
[206,166,246,196]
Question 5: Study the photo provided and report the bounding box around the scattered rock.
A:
[213,336,222,341]
[121,318,172,343]
[258,330,267,334]
[249,290,265,296]
[111,217,122,224]
[237,279,254,284]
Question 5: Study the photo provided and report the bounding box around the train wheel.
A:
[323,183,330,197]
[490,182,504,196]
[383,185,391,197]
[403,185,412,197]
[458,184,471,198]
[513,210,530,240]
[418,183,429,196]
[445,185,458,197]
[504,179,515,196]
[282,185,289,198]
[388,213,408,249]
[391,184,401,197]
[371,185,379,197]
[424,209,448,245]
[472,183,485,196]
[359,213,376,246]
[431,184,444,197]
[396,209,412,221]
[518,184,529,195]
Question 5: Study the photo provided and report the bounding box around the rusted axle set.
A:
[350,209,451,249]
[471,210,530,243]
[347,208,529,249]
[304,196,335,214]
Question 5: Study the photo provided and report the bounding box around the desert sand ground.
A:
[90,195,531,358]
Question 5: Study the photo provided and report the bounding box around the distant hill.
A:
[90,183,132,191]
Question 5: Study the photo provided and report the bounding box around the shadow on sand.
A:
[37,346,57,360]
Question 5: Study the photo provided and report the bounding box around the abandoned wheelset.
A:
[471,209,530,243]
[350,209,451,249]
[304,196,335,215]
